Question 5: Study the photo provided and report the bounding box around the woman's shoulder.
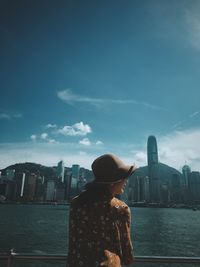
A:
[110,198,132,223]
[111,197,130,213]
[111,197,128,207]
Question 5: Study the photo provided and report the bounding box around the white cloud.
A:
[0,113,22,120]
[48,139,56,143]
[30,135,37,141]
[45,123,57,129]
[0,113,11,119]
[189,110,200,118]
[13,113,22,118]
[79,138,91,146]
[96,140,103,145]
[40,133,48,140]
[133,151,147,166]
[129,128,200,171]
[171,110,200,130]
[184,7,200,51]
[57,122,92,136]
[57,89,163,110]
[2,128,200,172]
[0,142,96,169]
[158,129,200,170]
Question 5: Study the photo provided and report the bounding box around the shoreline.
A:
[0,201,199,210]
[129,203,200,210]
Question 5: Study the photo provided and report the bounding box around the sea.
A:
[0,204,199,267]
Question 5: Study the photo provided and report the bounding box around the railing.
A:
[1,250,200,267]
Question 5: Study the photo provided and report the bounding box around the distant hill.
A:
[130,162,182,184]
[0,162,57,177]
[0,162,94,181]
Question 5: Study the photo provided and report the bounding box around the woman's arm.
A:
[119,206,134,266]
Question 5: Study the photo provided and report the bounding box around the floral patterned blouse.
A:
[67,193,134,267]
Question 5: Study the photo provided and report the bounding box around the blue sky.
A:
[1,0,200,170]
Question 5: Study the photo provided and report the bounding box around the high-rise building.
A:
[147,135,160,203]
[6,169,15,180]
[45,180,55,201]
[13,172,26,201]
[188,171,200,202]
[57,160,65,183]
[72,164,80,179]
[34,176,44,202]
[170,174,181,203]
[23,173,37,202]
[182,165,191,188]
[182,165,191,202]
[140,176,150,202]
[55,182,65,203]
[71,164,80,189]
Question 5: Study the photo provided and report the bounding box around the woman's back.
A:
[67,191,134,267]
[67,154,136,267]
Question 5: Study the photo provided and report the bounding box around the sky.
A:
[1,0,200,171]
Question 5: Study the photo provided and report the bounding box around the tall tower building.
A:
[71,164,80,189]
[72,164,80,180]
[147,136,158,166]
[182,165,191,188]
[147,135,160,203]
[57,160,65,183]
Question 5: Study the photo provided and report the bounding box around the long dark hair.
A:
[77,181,112,204]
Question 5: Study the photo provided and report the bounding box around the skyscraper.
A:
[72,164,80,180]
[147,135,158,166]
[57,160,65,183]
[147,135,160,203]
[182,165,191,188]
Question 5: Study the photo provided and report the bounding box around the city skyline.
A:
[1,1,200,170]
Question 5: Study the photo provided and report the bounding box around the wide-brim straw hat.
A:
[91,154,137,184]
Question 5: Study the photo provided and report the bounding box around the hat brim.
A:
[121,164,137,180]
[94,164,137,184]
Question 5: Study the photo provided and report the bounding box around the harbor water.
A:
[0,204,199,267]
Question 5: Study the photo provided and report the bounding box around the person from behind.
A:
[67,154,137,267]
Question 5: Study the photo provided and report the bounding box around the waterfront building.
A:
[147,135,160,203]
[79,167,86,180]
[12,172,26,201]
[0,178,7,199]
[188,171,200,202]
[170,174,181,203]
[133,176,140,202]
[54,182,65,202]
[0,175,15,201]
[34,176,44,202]
[0,182,6,195]
[131,135,183,204]
[182,165,191,188]
[141,176,150,202]
[72,164,80,179]
[127,175,150,203]
[23,173,37,202]
[181,164,191,202]
[70,164,80,190]
[64,171,72,200]
[6,169,15,180]
[160,182,170,203]
[71,176,77,189]
[45,180,55,201]
[77,167,87,193]
[57,160,65,183]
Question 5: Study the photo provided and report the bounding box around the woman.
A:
[67,154,137,267]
